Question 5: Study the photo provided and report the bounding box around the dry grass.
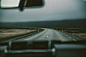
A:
[0,29,36,39]
[69,33,86,40]
[63,28,86,40]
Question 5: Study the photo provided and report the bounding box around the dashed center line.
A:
[47,36,49,37]
[73,39,76,41]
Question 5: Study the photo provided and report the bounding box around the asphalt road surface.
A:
[17,28,82,42]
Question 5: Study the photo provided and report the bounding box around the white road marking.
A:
[47,36,49,37]
[69,37,71,38]
[73,39,76,41]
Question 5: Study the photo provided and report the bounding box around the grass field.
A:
[61,28,86,40]
[0,29,36,39]
[69,33,86,40]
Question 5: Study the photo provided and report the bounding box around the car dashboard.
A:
[0,40,86,57]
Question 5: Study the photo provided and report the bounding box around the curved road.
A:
[17,28,82,42]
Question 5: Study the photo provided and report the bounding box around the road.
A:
[17,28,82,42]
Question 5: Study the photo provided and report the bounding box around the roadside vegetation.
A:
[0,29,36,39]
[63,28,86,40]
[54,28,86,40]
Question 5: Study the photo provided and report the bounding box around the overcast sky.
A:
[0,0,86,22]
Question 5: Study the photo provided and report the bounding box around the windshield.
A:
[0,0,86,42]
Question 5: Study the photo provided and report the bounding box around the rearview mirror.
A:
[0,0,44,11]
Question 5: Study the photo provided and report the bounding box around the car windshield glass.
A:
[0,0,86,42]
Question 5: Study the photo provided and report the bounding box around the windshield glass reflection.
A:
[1,0,20,8]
